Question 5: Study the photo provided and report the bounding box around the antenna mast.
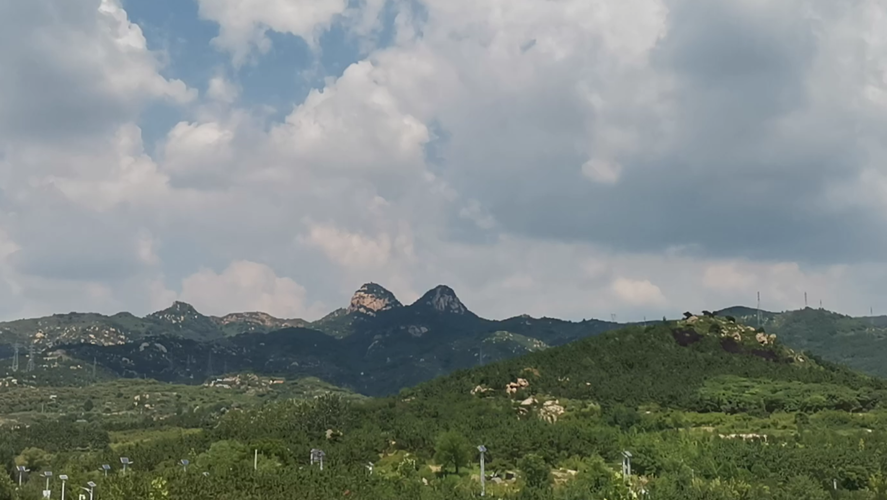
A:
[756,292,762,328]
[26,344,35,372]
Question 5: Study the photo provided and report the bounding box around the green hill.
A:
[4,313,887,499]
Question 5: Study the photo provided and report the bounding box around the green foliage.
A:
[2,319,887,499]
[434,431,473,474]
[518,454,550,489]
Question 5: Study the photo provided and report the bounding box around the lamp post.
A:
[180,459,189,473]
[59,474,68,500]
[478,445,487,497]
[43,471,52,491]
[310,449,325,471]
[100,465,110,478]
[622,451,632,484]
[81,481,96,500]
[119,457,132,475]
[15,466,28,487]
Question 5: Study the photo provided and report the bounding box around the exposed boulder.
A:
[505,378,530,395]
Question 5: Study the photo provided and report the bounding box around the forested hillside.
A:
[3,313,887,499]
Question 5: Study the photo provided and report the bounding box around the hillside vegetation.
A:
[3,314,887,499]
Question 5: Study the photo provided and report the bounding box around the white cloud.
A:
[178,261,322,318]
[582,158,623,185]
[196,0,350,66]
[611,277,667,307]
[207,76,240,103]
[3,0,887,326]
[299,222,396,270]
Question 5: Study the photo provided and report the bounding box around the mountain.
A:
[0,302,310,349]
[26,283,617,396]
[13,285,887,400]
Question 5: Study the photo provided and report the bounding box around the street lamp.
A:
[365,462,374,475]
[310,449,325,471]
[478,445,487,497]
[119,457,132,475]
[43,471,52,492]
[180,459,189,473]
[81,481,96,500]
[100,464,111,477]
[59,474,68,500]
[622,451,632,484]
[15,466,28,487]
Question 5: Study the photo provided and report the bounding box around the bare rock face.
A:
[414,285,468,314]
[347,283,403,316]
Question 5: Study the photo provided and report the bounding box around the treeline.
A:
[2,322,887,498]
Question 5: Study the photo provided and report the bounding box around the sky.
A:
[1,0,887,322]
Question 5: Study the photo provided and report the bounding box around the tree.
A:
[433,431,472,475]
[518,454,551,489]
[0,471,17,500]
[14,447,51,470]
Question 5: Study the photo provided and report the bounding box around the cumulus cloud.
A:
[178,261,323,318]
[4,0,887,323]
[611,278,667,307]
[196,0,350,66]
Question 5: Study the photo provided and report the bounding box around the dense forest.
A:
[3,314,887,499]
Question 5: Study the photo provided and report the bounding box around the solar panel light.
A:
[101,465,111,470]
[623,451,632,458]
[180,459,190,466]
[83,481,97,500]
[478,445,487,453]
[16,466,28,472]
[119,457,131,465]
[44,471,53,477]
[59,475,68,481]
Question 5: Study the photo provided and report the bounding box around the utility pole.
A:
[11,344,19,372]
[804,292,807,308]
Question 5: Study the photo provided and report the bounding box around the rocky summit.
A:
[412,285,468,314]
[347,282,403,316]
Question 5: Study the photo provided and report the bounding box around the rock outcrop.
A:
[347,283,403,316]
[412,285,468,314]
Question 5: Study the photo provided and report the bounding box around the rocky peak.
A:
[414,285,468,314]
[347,283,403,316]
[148,301,204,323]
